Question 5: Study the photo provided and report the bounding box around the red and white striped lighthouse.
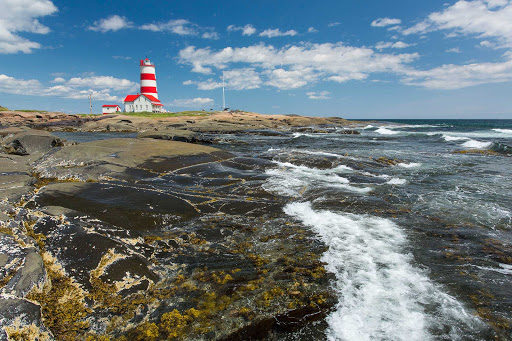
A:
[140,58,158,100]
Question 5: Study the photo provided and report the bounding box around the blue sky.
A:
[1,0,511,118]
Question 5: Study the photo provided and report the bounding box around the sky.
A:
[1,0,512,119]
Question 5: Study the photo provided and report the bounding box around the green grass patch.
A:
[121,111,209,118]
[0,106,8,111]
[14,109,48,113]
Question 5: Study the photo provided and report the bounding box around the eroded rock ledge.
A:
[0,129,336,340]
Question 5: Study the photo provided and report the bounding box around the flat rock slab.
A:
[137,129,206,143]
[33,138,232,181]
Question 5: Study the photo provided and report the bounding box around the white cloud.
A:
[88,15,132,33]
[259,29,298,38]
[170,97,213,108]
[0,0,57,54]
[179,43,419,90]
[308,27,318,33]
[402,59,512,89]
[184,68,262,90]
[227,24,257,36]
[307,91,331,99]
[112,55,132,60]
[328,22,341,27]
[401,0,512,48]
[446,47,462,53]
[66,76,137,91]
[140,19,196,35]
[375,41,412,50]
[371,18,402,27]
[0,73,137,101]
[202,31,219,39]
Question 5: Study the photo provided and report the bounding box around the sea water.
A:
[223,119,512,340]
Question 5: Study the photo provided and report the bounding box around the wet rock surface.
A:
[0,130,339,340]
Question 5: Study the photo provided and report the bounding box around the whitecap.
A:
[263,161,371,196]
[375,127,399,135]
[443,135,470,142]
[398,162,422,168]
[386,178,407,185]
[284,202,484,341]
[461,140,492,149]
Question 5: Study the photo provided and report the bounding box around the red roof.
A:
[102,104,120,107]
[143,94,160,103]
[123,94,161,104]
[124,95,139,102]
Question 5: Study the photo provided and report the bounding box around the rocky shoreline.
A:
[0,110,360,340]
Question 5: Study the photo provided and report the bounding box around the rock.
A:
[0,174,34,202]
[33,138,232,182]
[1,130,61,155]
[1,247,45,297]
[338,129,361,135]
[0,297,50,341]
[137,129,208,143]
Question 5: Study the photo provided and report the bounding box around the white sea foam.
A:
[442,135,470,142]
[293,149,342,158]
[386,177,407,185]
[462,140,493,149]
[284,202,483,341]
[362,124,375,129]
[492,128,512,135]
[263,161,370,196]
[398,162,422,168]
[375,127,399,135]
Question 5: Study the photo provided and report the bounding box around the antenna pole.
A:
[89,93,92,115]
[222,72,225,110]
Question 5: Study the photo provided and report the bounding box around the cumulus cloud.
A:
[170,97,213,108]
[375,41,412,49]
[179,43,419,89]
[140,19,196,35]
[328,22,341,27]
[259,29,298,38]
[88,15,132,32]
[308,27,318,33]
[371,18,402,27]
[202,31,219,39]
[401,0,512,48]
[307,91,331,99]
[184,68,262,90]
[446,47,462,53]
[0,73,136,101]
[0,0,58,54]
[402,59,512,89]
[227,24,257,36]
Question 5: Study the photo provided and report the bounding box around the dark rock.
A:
[1,130,61,155]
[137,129,209,143]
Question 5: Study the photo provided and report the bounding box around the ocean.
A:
[53,119,512,340]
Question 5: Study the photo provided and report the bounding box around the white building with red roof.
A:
[102,104,121,114]
[123,93,164,113]
[122,58,165,113]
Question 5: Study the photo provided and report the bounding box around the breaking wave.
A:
[284,202,484,341]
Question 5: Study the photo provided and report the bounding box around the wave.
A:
[442,135,470,142]
[492,128,512,135]
[398,162,422,168]
[375,127,399,135]
[461,140,493,149]
[263,161,371,196]
[491,142,512,154]
[284,202,483,341]
[386,177,407,185]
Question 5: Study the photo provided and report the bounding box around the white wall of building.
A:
[124,95,163,113]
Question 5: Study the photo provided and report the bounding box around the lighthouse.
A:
[140,58,158,99]
[123,58,164,113]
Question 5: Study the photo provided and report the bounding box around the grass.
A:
[0,106,8,111]
[14,109,48,113]
[121,111,209,118]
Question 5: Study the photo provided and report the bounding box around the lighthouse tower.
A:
[140,58,158,100]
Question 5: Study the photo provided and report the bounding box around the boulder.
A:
[1,130,61,155]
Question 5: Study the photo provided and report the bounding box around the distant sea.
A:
[55,119,512,340]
